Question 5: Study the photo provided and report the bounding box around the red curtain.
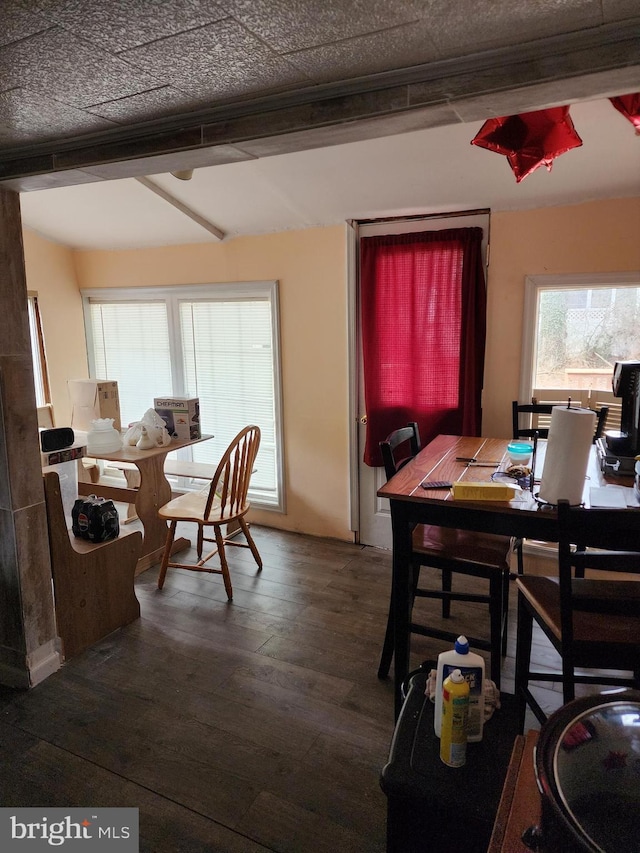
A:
[360,227,486,466]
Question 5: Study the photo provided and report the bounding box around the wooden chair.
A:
[377,423,512,688]
[514,499,640,731]
[157,425,262,600]
[512,399,609,442]
[511,400,609,575]
[43,471,142,660]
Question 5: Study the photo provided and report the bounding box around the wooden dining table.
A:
[78,434,213,574]
[377,433,635,717]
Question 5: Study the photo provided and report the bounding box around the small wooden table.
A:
[78,435,213,574]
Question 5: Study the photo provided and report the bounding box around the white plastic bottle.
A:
[434,636,485,742]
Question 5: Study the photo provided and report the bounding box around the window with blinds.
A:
[82,282,283,510]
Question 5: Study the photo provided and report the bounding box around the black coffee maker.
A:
[605,360,640,457]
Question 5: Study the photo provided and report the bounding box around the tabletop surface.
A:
[377,434,634,512]
[77,433,213,464]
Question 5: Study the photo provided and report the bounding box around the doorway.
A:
[354,212,490,548]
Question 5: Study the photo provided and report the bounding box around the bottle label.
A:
[441,663,483,738]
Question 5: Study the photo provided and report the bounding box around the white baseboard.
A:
[0,640,62,689]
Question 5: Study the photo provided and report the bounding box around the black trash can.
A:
[380,664,521,853]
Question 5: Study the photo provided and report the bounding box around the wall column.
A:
[0,187,61,687]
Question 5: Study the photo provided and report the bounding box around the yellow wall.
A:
[483,197,640,438]
[73,226,351,540]
[22,230,87,425]
[23,197,640,541]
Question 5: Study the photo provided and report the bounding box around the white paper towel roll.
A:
[538,406,596,505]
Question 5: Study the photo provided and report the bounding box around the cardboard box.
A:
[68,380,121,432]
[154,396,201,441]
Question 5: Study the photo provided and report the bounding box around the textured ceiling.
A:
[2,1,639,178]
[3,1,640,248]
[0,0,632,146]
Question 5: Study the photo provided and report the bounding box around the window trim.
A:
[520,271,640,402]
[27,291,51,406]
[81,281,285,513]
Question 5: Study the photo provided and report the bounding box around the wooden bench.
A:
[43,471,143,660]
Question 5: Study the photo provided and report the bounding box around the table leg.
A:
[133,455,191,574]
[392,503,413,720]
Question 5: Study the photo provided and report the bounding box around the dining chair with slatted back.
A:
[512,400,554,440]
[157,425,262,600]
[514,499,640,732]
[511,401,610,576]
[378,423,512,688]
[512,400,609,443]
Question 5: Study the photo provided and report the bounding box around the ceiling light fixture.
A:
[171,169,194,181]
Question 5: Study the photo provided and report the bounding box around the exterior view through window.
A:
[526,275,640,430]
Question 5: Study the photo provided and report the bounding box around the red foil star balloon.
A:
[471,106,583,182]
[610,93,640,134]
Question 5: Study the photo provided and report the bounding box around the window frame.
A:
[81,281,285,513]
[520,271,640,404]
[27,291,51,407]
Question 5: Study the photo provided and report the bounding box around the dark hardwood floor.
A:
[0,525,605,852]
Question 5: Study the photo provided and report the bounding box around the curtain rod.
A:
[351,208,490,227]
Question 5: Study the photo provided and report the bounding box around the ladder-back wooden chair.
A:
[511,400,609,575]
[514,499,640,732]
[378,423,512,688]
[512,399,609,442]
[157,425,262,600]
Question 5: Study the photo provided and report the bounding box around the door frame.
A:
[348,210,491,547]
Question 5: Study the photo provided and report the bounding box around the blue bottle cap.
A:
[454,636,469,654]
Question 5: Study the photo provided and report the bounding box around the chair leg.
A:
[561,644,576,706]
[378,561,420,679]
[501,569,509,658]
[514,592,533,734]
[441,569,452,618]
[515,538,524,574]
[214,525,233,600]
[378,594,395,679]
[238,517,263,569]
[157,521,177,589]
[488,573,502,689]
[197,525,204,559]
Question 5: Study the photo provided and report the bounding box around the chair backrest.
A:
[557,500,640,641]
[593,405,609,441]
[379,422,421,481]
[205,425,261,520]
[512,401,554,439]
[512,400,610,444]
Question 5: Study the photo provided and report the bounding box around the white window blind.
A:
[180,299,277,497]
[82,282,283,510]
[89,301,173,428]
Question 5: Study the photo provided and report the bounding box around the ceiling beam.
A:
[1,19,638,190]
[135,177,225,241]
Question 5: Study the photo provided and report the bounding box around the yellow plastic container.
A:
[451,481,517,501]
[440,668,470,767]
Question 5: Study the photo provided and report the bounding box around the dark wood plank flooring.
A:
[0,526,610,852]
